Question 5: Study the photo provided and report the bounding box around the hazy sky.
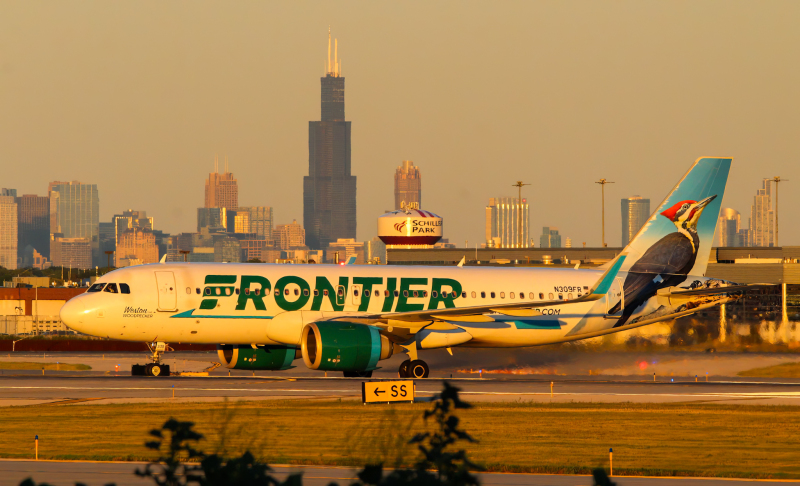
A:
[2,1,798,247]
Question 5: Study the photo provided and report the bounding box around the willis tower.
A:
[303,29,356,250]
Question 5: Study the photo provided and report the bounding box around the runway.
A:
[2,460,798,486]
[3,373,800,406]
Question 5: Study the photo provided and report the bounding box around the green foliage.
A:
[134,418,301,486]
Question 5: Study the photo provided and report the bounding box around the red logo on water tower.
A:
[394,221,407,232]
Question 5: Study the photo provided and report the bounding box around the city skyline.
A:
[1,2,798,248]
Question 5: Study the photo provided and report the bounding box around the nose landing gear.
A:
[131,342,171,377]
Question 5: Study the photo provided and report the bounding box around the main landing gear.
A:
[398,359,429,379]
[131,342,171,377]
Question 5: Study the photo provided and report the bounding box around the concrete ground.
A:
[2,460,798,486]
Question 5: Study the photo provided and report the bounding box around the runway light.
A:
[638,361,647,370]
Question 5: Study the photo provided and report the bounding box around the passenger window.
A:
[413,291,418,298]
[374,290,380,297]
[461,292,466,298]
[384,290,389,297]
[528,292,534,300]
[403,290,409,297]
[275,289,280,296]
[215,288,221,296]
[490,292,496,299]
[245,288,250,295]
[480,292,486,298]
[88,283,105,292]
[196,288,200,294]
[549,293,554,300]
[539,293,544,299]
[354,289,360,297]
[323,289,328,296]
[283,289,289,296]
[314,289,319,296]
[303,289,309,297]
[205,288,211,295]
[471,291,476,298]
[104,283,118,293]
[394,290,399,297]
[424,291,429,297]
[510,292,515,299]
[254,289,260,295]
[120,283,130,294]
[558,294,564,300]
[432,291,438,298]
[568,293,573,300]
[235,288,240,295]
[337,287,344,297]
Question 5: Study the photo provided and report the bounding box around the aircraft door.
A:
[606,277,624,314]
[155,271,178,311]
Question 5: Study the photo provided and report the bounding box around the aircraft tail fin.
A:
[617,156,731,277]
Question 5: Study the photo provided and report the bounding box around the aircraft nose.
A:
[60,299,86,329]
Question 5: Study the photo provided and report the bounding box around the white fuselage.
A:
[60,262,727,350]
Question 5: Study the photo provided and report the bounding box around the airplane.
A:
[61,157,758,378]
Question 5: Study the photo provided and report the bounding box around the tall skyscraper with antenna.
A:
[303,28,357,249]
[204,155,238,211]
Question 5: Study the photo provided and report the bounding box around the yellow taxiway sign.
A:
[361,380,415,404]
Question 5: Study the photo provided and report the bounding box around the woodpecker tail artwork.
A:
[607,157,732,327]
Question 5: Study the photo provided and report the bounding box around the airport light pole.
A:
[771,176,788,247]
[179,250,191,262]
[595,179,614,247]
[512,181,530,248]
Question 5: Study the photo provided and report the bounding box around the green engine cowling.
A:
[301,321,393,372]
[217,345,300,370]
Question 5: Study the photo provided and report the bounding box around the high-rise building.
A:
[204,155,238,211]
[303,29,357,249]
[540,226,562,249]
[113,210,153,247]
[116,228,158,267]
[48,181,100,266]
[394,161,421,210]
[717,208,741,247]
[197,207,227,233]
[0,195,18,269]
[214,236,241,263]
[749,179,774,247]
[485,197,529,248]
[16,194,49,261]
[239,206,273,240]
[1,188,17,197]
[275,219,306,250]
[621,196,650,246]
[226,210,251,234]
[50,236,92,269]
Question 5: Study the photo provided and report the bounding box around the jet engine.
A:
[217,345,300,370]
[301,322,393,372]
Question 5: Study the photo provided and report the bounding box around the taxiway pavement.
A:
[3,373,800,406]
[2,460,798,486]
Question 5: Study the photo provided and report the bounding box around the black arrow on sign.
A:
[374,388,385,397]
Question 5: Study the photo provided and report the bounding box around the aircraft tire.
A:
[145,363,170,377]
[409,360,429,379]
[398,360,411,378]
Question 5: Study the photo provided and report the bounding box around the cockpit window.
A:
[88,283,105,293]
[120,283,130,294]
[104,283,118,293]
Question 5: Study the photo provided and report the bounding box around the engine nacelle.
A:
[217,345,300,370]
[301,322,393,372]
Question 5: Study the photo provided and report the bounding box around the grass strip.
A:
[0,361,91,371]
[738,361,800,378]
[2,400,800,479]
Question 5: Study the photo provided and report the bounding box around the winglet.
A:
[160,254,167,264]
[344,255,357,265]
[457,256,465,267]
